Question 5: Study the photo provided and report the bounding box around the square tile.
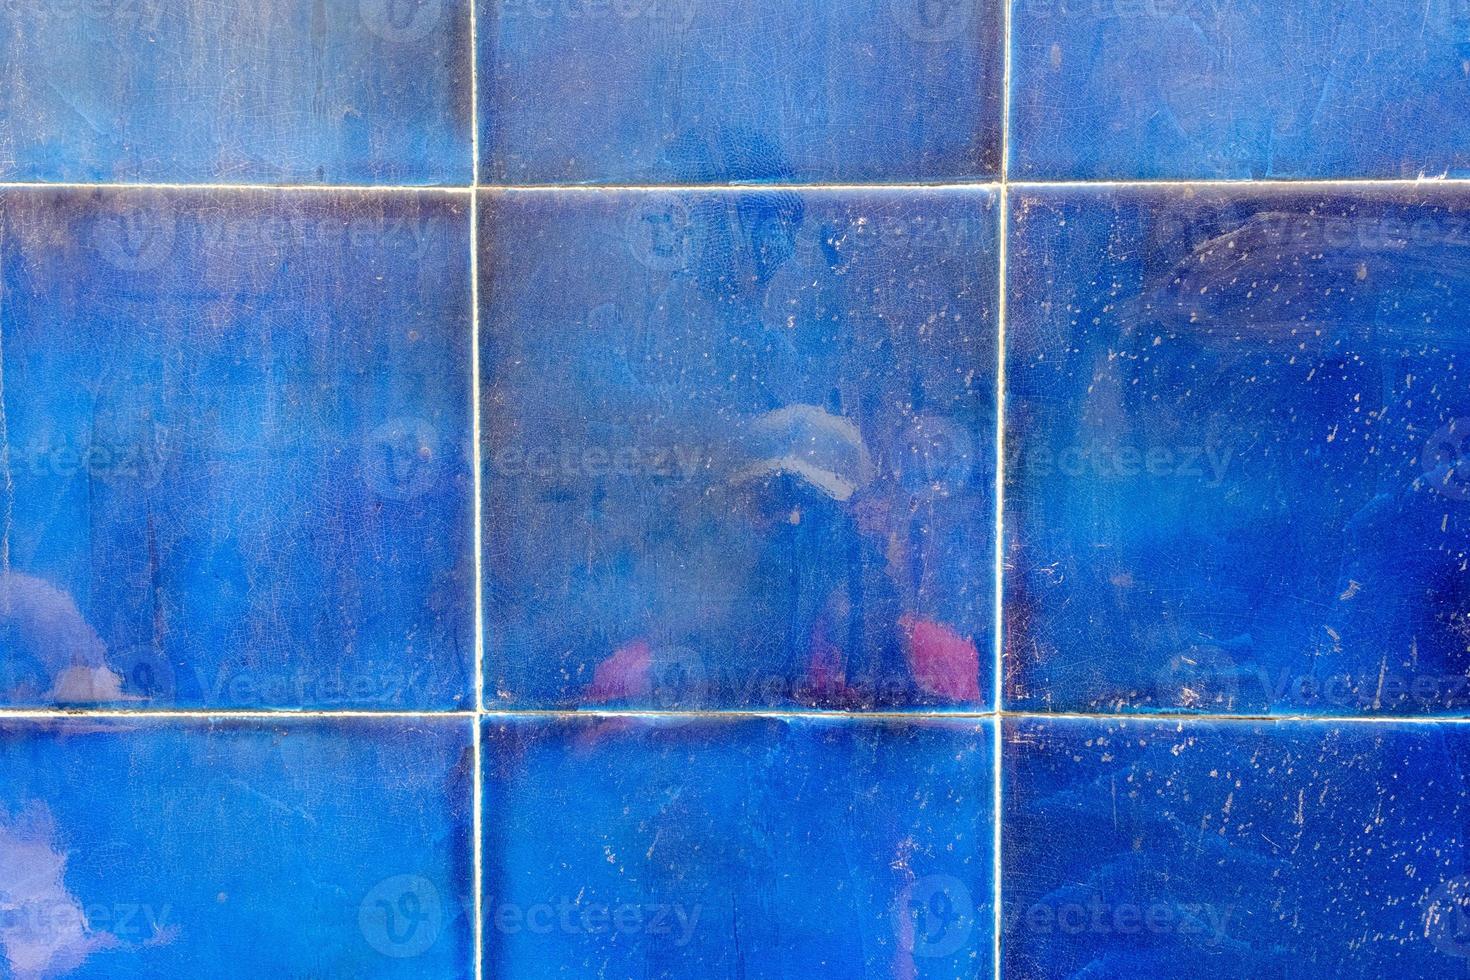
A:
[478,0,1001,184]
[0,0,471,184]
[1009,0,1470,180]
[1003,716,1470,978]
[1006,186,1470,715]
[0,188,473,709]
[483,716,993,978]
[481,188,998,710]
[0,717,473,978]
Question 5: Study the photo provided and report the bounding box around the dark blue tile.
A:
[1003,716,1470,979]
[483,716,993,978]
[481,188,998,710]
[1006,186,1470,715]
[0,1,470,184]
[478,0,1001,184]
[0,717,473,978]
[1009,0,1470,180]
[0,188,473,709]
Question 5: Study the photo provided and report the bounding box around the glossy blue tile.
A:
[483,716,993,978]
[478,0,1001,184]
[1003,716,1470,978]
[0,0,470,184]
[0,188,473,709]
[1009,0,1470,180]
[481,188,997,710]
[0,717,473,978]
[1006,186,1470,715]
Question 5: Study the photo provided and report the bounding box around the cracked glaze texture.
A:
[0,189,473,709]
[0,0,470,184]
[1010,0,1470,180]
[1006,186,1470,716]
[478,0,1001,184]
[480,188,997,711]
[482,716,993,979]
[0,718,473,979]
[1003,717,1470,979]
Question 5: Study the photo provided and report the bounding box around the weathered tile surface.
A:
[481,188,997,710]
[483,716,994,978]
[0,189,473,709]
[1007,186,1470,715]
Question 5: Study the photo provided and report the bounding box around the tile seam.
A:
[5,708,1470,721]
[468,0,485,976]
[6,178,1470,193]
[994,0,1015,974]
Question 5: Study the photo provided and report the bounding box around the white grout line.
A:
[480,182,1003,193]
[0,181,473,194]
[994,4,1015,976]
[5,177,1470,195]
[468,1,485,977]
[2,707,1470,724]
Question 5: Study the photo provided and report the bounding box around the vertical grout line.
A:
[993,0,1015,976]
[468,2,485,979]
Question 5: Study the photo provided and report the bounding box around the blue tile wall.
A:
[1003,717,1468,978]
[483,716,993,978]
[2,1,1468,978]
[1006,185,1470,716]
[0,188,474,710]
[0,0,472,185]
[478,0,1003,184]
[0,717,473,978]
[1009,0,1470,180]
[481,188,998,711]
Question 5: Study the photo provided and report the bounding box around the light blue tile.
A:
[483,716,993,979]
[1010,0,1470,180]
[1004,717,1470,978]
[0,188,473,709]
[0,0,471,184]
[0,718,473,979]
[1006,186,1470,715]
[478,0,1001,184]
[481,188,997,710]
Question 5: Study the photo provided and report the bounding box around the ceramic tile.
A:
[0,0,471,184]
[478,0,1002,185]
[1003,716,1470,979]
[0,717,473,978]
[0,188,473,709]
[481,188,997,711]
[483,716,993,978]
[1006,186,1470,715]
[1009,0,1470,180]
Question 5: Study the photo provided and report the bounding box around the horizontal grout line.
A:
[479,182,1002,193]
[0,181,472,194]
[0,709,474,721]
[2,708,1470,725]
[3,177,1470,195]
